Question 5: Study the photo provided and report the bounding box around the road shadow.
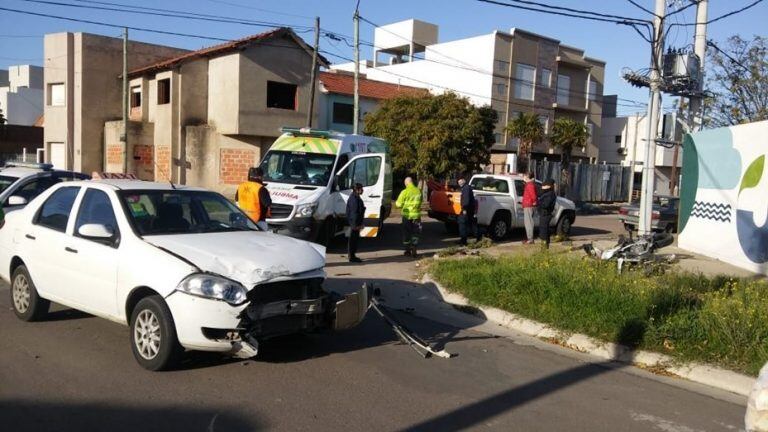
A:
[43,307,93,322]
[399,360,623,431]
[0,400,262,432]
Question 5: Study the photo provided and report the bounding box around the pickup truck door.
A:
[332,153,386,238]
[512,179,526,227]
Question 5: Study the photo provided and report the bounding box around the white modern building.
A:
[0,65,44,126]
[333,19,606,173]
[598,110,683,197]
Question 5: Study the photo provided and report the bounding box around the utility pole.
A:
[689,0,708,131]
[306,16,320,128]
[626,111,646,203]
[638,0,666,237]
[353,1,360,135]
[122,27,129,174]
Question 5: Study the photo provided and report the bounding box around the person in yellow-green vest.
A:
[395,176,423,257]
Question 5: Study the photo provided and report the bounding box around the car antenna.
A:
[150,157,176,190]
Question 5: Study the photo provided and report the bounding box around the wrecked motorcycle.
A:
[582,231,675,274]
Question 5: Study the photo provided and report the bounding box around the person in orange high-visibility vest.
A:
[236,167,271,231]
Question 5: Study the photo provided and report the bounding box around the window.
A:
[538,115,549,133]
[470,177,509,193]
[332,102,354,125]
[267,81,297,110]
[260,151,337,186]
[514,180,525,196]
[587,80,598,102]
[35,186,80,232]
[557,74,570,106]
[495,60,510,73]
[9,176,61,206]
[48,83,65,106]
[494,133,503,144]
[514,64,535,101]
[586,122,594,145]
[614,135,623,144]
[157,78,170,105]
[541,68,552,88]
[337,156,382,190]
[75,189,119,241]
[130,86,141,108]
[119,190,257,236]
[495,83,507,95]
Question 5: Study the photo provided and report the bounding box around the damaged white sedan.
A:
[0,180,368,370]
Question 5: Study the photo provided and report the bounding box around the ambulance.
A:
[259,128,392,244]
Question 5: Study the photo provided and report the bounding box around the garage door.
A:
[49,143,65,169]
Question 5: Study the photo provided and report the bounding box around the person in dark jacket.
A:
[346,183,365,263]
[537,179,557,249]
[457,176,480,246]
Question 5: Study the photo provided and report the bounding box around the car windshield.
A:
[0,175,19,194]
[118,190,258,236]
[259,150,336,186]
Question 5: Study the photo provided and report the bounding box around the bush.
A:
[432,252,768,375]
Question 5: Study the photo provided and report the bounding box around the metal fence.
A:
[0,153,38,165]
[531,160,631,202]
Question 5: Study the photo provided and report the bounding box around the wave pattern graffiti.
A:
[691,201,732,223]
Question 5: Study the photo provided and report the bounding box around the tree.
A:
[706,35,768,127]
[550,118,589,198]
[364,92,497,181]
[505,112,543,174]
[0,108,6,125]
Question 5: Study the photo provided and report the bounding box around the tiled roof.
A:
[319,71,426,100]
[128,28,327,77]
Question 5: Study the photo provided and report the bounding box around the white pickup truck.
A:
[429,174,577,240]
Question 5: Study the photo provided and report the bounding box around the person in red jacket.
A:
[521,172,538,244]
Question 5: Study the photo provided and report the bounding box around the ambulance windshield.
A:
[260,151,337,186]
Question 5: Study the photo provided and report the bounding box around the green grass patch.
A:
[432,253,768,375]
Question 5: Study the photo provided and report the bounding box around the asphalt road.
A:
[0,216,748,431]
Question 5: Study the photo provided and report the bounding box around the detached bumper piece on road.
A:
[219,279,370,358]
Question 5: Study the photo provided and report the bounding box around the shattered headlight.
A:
[176,273,248,305]
[295,203,317,218]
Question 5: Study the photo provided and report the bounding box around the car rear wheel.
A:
[129,295,183,371]
[11,265,49,322]
[489,214,510,241]
[556,216,573,237]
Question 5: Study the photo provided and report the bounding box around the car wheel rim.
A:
[134,310,161,360]
[12,274,31,313]
[494,221,506,238]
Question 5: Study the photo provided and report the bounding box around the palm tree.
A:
[550,118,590,198]
[505,112,544,174]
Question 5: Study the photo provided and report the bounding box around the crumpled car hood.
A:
[145,231,326,287]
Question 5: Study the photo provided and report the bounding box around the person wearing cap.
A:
[395,176,423,257]
[346,183,366,263]
[235,167,272,231]
[537,179,557,249]
[457,175,479,246]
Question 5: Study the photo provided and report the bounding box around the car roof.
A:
[84,179,208,191]
[0,167,85,178]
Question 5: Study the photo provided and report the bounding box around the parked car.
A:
[618,195,679,233]
[0,162,90,211]
[0,179,368,370]
[429,174,576,240]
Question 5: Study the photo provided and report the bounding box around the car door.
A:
[62,187,120,317]
[21,186,81,302]
[332,153,387,237]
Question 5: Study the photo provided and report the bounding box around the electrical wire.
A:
[625,0,659,17]
[669,0,764,27]
[15,0,314,31]
[475,0,651,25]
[483,0,651,23]
[706,39,752,73]
[199,0,313,20]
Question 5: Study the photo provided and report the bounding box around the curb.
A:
[421,273,755,397]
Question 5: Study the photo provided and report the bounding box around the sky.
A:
[1,0,766,116]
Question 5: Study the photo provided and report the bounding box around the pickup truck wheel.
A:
[556,216,572,237]
[490,215,510,240]
[130,295,183,371]
[10,265,50,322]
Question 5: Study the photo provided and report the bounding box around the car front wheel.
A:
[129,295,183,371]
[11,264,50,322]
[489,215,510,240]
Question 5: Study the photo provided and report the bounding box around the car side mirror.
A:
[8,196,28,206]
[78,223,115,239]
